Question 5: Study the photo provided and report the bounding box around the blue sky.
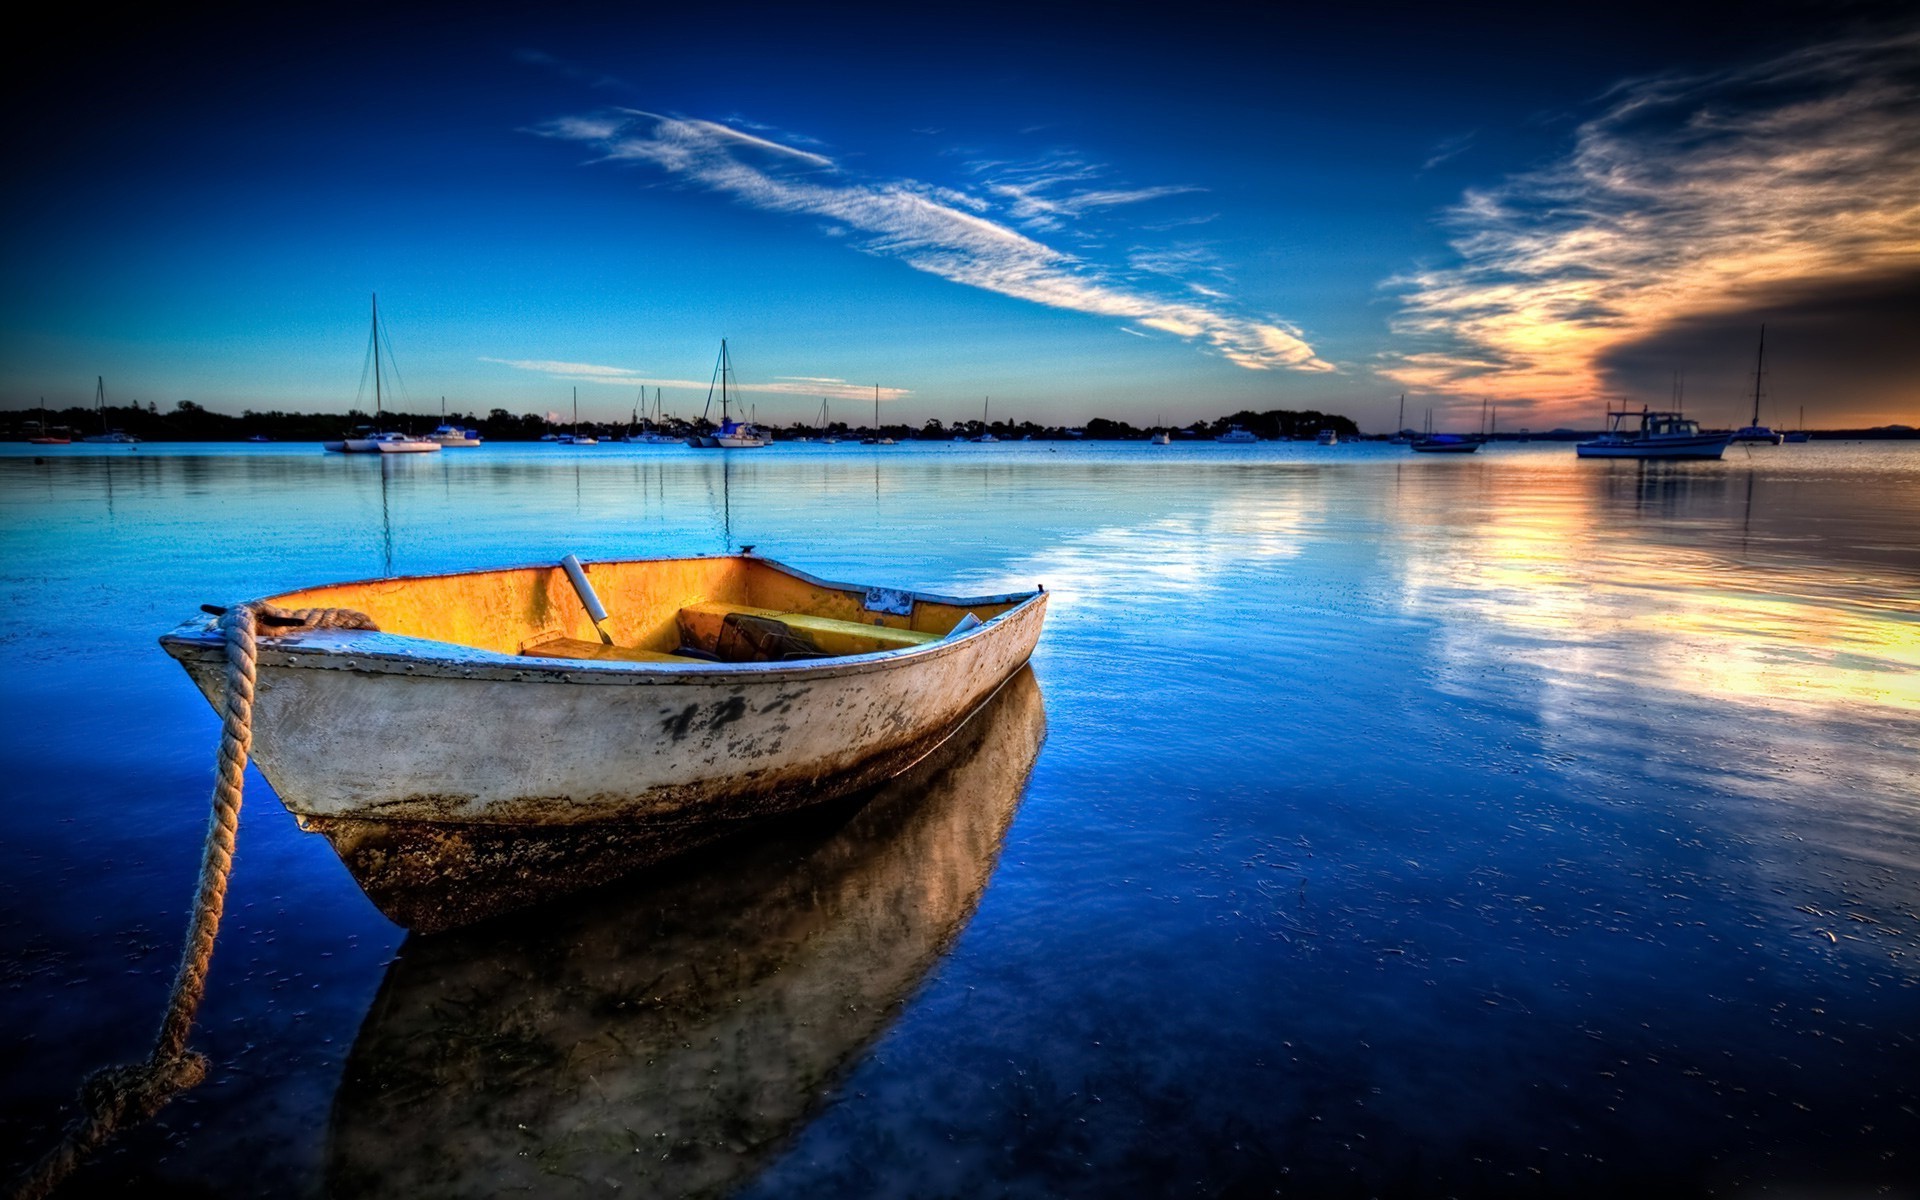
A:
[4,2,1915,431]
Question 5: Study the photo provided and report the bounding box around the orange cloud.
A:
[1381,32,1920,426]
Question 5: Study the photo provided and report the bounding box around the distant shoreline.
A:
[7,403,1914,444]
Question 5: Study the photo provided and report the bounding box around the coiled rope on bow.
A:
[10,602,377,1200]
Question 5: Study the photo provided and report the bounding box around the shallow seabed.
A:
[2,440,1917,1197]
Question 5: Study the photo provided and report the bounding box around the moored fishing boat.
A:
[427,425,482,446]
[1576,407,1731,459]
[159,553,1047,929]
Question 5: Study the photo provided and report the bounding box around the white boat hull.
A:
[1575,435,1731,459]
[167,606,1039,824]
[330,436,442,453]
[160,557,1046,926]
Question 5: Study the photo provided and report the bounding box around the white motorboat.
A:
[1576,408,1732,459]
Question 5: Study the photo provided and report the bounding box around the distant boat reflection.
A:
[328,667,1047,1198]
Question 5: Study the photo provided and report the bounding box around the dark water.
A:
[2,440,1916,1197]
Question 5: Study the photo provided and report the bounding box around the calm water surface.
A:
[2,441,1917,1196]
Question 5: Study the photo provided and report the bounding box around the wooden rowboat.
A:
[160,554,1047,929]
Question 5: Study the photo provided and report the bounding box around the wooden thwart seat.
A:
[678,602,939,657]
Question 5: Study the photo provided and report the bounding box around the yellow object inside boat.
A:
[263,555,1013,664]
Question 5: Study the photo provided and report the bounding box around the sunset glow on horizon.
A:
[3,5,1914,432]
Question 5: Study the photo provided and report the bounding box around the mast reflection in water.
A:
[328,668,1046,1198]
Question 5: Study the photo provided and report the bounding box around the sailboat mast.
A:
[874,383,880,433]
[371,293,382,423]
[1751,324,1766,426]
[573,386,578,435]
[720,338,730,423]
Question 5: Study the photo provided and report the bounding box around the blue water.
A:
[3,440,1917,1196]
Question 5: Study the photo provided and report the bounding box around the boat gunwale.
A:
[158,554,1046,685]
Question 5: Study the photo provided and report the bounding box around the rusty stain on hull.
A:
[300,667,1035,931]
[158,554,1047,928]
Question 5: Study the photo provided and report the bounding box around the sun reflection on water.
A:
[1398,460,1920,723]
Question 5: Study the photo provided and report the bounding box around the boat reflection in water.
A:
[328,667,1046,1199]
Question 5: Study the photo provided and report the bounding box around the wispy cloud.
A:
[480,357,652,385]
[1420,131,1477,172]
[1128,244,1229,283]
[536,110,1331,373]
[480,357,909,401]
[1380,32,1920,413]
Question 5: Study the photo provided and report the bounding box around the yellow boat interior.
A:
[264,555,1027,665]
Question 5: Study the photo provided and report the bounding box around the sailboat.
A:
[688,340,767,449]
[325,295,440,454]
[862,383,895,445]
[973,397,999,443]
[625,388,680,444]
[816,398,840,444]
[27,400,70,445]
[1388,394,1413,445]
[559,387,599,445]
[81,377,140,443]
[1730,326,1783,444]
[1784,406,1810,443]
[1410,403,1481,453]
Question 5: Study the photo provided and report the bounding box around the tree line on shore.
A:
[7,400,1364,442]
[13,400,1910,443]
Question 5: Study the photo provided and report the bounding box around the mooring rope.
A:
[9,602,376,1200]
